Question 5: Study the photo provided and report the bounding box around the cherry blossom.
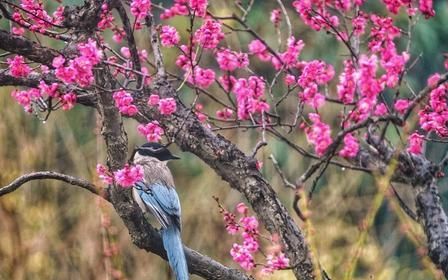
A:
[114,164,144,188]
[7,55,31,78]
[160,25,180,47]
[137,121,164,142]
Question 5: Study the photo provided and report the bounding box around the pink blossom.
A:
[160,25,180,47]
[113,90,138,116]
[12,27,25,36]
[270,9,282,27]
[292,0,339,31]
[262,253,290,274]
[284,74,296,86]
[120,47,131,58]
[61,93,77,110]
[137,121,164,142]
[352,13,367,36]
[374,103,388,116]
[148,94,160,106]
[407,133,424,154]
[216,49,249,71]
[298,60,334,108]
[38,81,59,97]
[429,85,447,113]
[248,40,271,61]
[230,244,255,271]
[96,164,113,184]
[188,0,208,17]
[242,235,259,252]
[11,88,41,112]
[194,19,224,49]
[97,4,114,30]
[7,55,31,78]
[52,56,65,68]
[240,216,258,231]
[337,60,356,104]
[216,108,233,120]
[394,99,410,114]
[114,164,144,188]
[304,113,333,156]
[428,73,440,88]
[218,75,237,92]
[338,133,359,159]
[189,67,215,88]
[158,98,177,115]
[419,0,435,18]
[279,37,305,69]
[236,203,248,215]
[77,39,103,65]
[223,211,240,234]
[233,76,267,119]
[130,0,151,20]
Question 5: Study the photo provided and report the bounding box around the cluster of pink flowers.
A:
[160,0,208,19]
[147,94,177,115]
[160,25,180,47]
[215,49,249,71]
[159,98,177,115]
[130,0,151,21]
[219,202,289,273]
[348,55,383,123]
[138,121,164,142]
[194,19,224,49]
[292,0,339,31]
[96,164,114,185]
[113,164,144,188]
[338,133,360,158]
[418,81,448,137]
[188,0,208,17]
[14,0,64,32]
[216,108,233,120]
[61,93,77,110]
[274,37,305,69]
[7,55,31,78]
[261,252,290,274]
[97,4,114,30]
[232,76,269,120]
[11,80,77,112]
[228,203,259,271]
[113,90,138,116]
[304,113,333,156]
[407,132,424,154]
[297,60,334,108]
[53,39,103,87]
[419,0,435,18]
[248,40,271,62]
[369,15,409,89]
[189,67,215,88]
[337,60,356,104]
[394,99,410,114]
[270,9,282,27]
[11,88,40,113]
[352,13,367,36]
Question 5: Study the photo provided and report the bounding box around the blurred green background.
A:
[1,0,448,279]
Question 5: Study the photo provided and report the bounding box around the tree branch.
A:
[0,171,100,197]
[0,30,59,65]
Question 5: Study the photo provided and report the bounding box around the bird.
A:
[132,142,189,280]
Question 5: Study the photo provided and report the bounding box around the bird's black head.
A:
[136,142,180,161]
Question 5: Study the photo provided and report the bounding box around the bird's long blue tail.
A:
[162,225,189,280]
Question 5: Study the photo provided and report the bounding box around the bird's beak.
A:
[170,154,181,160]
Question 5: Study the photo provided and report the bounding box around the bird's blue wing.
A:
[134,181,181,230]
